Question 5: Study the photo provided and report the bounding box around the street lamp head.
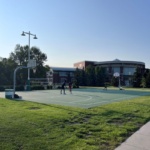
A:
[21,31,25,36]
[33,35,38,39]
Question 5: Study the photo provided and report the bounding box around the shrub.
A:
[31,85,45,90]
[16,85,24,91]
[0,86,5,91]
[47,85,53,89]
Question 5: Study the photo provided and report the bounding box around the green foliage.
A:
[0,95,150,150]
[95,66,106,86]
[15,85,25,91]
[74,66,107,87]
[0,86,5,91]
[146,71,150,87]
[111,76,119,87]
[74,66,150,88]
[85,65,95,86]
[0,85,24,91]
[132,68,150,88]
[140,77,146,88]
[31,85,45,90]
[0,44,49,87]
[132,67,143,87]
[79,69,87,86]
[0,58,16,85]
[73,68,81,87]
[47,85,53,89]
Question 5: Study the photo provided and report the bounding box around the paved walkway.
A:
[115,121,150,150]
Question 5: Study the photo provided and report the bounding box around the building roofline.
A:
[74,60,98,64]
[50,66,76,71]
[94,60,145,66]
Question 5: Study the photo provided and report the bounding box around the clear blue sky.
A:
[0,0,150,68]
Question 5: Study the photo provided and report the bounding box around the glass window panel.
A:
[112,67,120,73]
[59,72,67,76]
[123,67,135,75]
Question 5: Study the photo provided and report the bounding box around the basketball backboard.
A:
[27,59,36,68]
[113,72,120,77]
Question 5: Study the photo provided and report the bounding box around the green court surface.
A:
[0,88,150,108]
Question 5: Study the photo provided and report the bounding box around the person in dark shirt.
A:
[60,80,66,94]
[103,83,107,90]
[68,82,72,94]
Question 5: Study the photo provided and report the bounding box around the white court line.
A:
[42,95,93,104]
[2,89,148,108]
[81,95,138,106]
[38,93,137,106]
[20,92,89,103]
[66,96,93,104]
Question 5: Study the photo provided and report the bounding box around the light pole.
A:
[21,31,37,90]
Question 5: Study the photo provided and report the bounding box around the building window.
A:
[106,67,109,73]
[123,67,135,75]
[70,72,74,77]
[112,67,120,74]
[59,72,67,76]
[60,78,67,83]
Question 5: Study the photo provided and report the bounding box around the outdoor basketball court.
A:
[0,88,149,108]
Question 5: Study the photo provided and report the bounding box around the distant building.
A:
[46,59,145,87]
[74,59,145,86]
[46,67,76,87]
[74,60,96,69]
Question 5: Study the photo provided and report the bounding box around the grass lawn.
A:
[0,95,150,150]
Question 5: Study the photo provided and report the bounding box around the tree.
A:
[9,45,47,67]
[85,65,95,86]
[146,70,150,87]
[74,66,108,87]
[30,46,47,66]
[9,44,28,66]
[140,77,146,88]
[95,66,106,86]
[132,67,143,87]
[73,68,81,87]
[79,69,87,86]
[0,60,7,85]
[111,76,118,87]
[30,46,48,78]
[7,44,48,86]
[0,58,17,86]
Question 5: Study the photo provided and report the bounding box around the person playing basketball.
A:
[60,80,66,94]
[68,81,72,94]
[103,83,107,90]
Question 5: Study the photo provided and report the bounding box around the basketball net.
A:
[113,72,120,78]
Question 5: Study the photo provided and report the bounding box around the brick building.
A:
[46,67,76,87]
[46,59,145,87]
[74,59,145,86]
[74,61,96,70]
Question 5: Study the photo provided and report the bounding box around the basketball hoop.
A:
[33,68,36,73]
[27,59,36,68]
[113,72,120,78]
[113,72,121,88]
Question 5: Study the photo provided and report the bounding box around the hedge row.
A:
[0,85,53,91]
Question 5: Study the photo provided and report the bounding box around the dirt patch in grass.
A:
[28,107,41,110]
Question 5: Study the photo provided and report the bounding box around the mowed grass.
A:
[0,95,150,150]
